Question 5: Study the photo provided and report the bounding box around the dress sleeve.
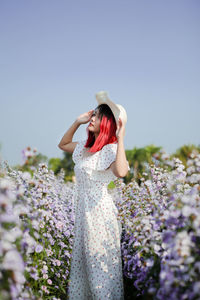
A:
[72,140,86,164]
[97,143,130,172]
[96,143,118,170]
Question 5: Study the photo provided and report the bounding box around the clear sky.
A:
[0,0,200,167]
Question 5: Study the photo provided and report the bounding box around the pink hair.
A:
[84,113,117,153]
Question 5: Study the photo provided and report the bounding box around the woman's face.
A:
[88,109,101,134]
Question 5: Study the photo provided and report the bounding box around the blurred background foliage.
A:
[1,143,200,186]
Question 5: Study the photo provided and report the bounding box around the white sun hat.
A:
[95,91,127,125]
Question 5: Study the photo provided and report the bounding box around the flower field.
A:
[0,150,200,300]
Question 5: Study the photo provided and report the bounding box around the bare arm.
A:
[58,109,94,154]
[58,120,80,153]
[110,118,129,178]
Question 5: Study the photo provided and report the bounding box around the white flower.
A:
[13,271,26,284]
[2,249,24,272]
[182,205,194,217]
[193,215,200,229]
[23,231,37,254]
[47,279,52,285]
[21,172,31,181]
[56,260,61,266]
[0,178,14,190]
[154,244,161,252]
[25,150,33,158]
[2,240,14,252]
[181,195,191,204]
[144,180,152,187]
[146,259,154,267]
[32,219,39,230]
[56,221,64,230]
[3,227,22,243]
[175,231,193,257]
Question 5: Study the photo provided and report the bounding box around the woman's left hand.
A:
[116,117,125,140]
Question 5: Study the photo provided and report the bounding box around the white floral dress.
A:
[68,139,125,300]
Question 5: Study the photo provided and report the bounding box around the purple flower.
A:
[162,231,174,243]
[35,244,43,253]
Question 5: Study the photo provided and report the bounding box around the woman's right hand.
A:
[76,109,94,125]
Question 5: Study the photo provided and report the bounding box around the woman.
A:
[58,91,129,299]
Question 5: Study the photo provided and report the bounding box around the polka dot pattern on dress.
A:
[68,140,125,299]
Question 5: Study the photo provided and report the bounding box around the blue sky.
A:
[0,0,200,167]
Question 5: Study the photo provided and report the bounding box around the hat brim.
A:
[95,91,127,125]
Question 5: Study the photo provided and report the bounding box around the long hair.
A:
[84,104,117,153]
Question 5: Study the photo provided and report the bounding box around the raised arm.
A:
[110,117,129,178]
[58,109,94,153]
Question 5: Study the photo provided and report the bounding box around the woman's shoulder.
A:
[95,142,118,171]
